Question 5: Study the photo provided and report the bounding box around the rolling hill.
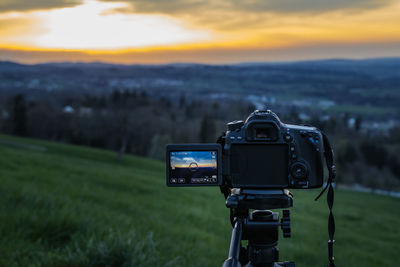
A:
[1,58,400,119]
[0,134,399,266]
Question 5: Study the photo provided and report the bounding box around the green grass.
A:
[0,134,399,267]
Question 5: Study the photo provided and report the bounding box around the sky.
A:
[0,0,399,64]
[171,151,217,168]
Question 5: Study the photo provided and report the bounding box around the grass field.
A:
[0,134,399,267]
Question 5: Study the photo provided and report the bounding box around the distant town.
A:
[1,58,400,191]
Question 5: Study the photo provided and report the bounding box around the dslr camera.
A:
[166,110,337,267]
[166,110,324,189]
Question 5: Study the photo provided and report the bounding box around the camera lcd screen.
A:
[230,144,289,188]
[167,144,222,186]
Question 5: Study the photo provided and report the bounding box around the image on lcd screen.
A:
[169,151,218,184]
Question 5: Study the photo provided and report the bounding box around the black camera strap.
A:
[315,132,336,267]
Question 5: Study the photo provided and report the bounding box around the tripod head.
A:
[223,189,295,267]
[226,189,293,210]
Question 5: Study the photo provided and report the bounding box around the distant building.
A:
[298,113,310,121]
[63,106,75,114]
[347,117,356,128]
[361,120,398,135]
[318,100,335,109]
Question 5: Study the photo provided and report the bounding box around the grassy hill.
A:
[0,134,399,267]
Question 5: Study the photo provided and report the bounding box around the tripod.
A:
[222,189,295,267]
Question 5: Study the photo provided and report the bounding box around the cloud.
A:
[182,157,196,162]
[101,0,394,14]
[0,1,209,50]
[229,0,392,13]
[99,0,397,34]
[101,0,206,14]
[0,0,82,13]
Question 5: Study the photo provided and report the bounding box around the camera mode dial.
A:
[227,120,244,131]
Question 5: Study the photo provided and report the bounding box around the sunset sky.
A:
[171,151,217,169]
[0,0,399,64]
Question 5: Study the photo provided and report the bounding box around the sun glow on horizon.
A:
[0,0,400,63]
[0,0,211,50]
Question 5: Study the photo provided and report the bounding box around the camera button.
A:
[230,136,236,140]
[284,133,293,142]
[171,178,177,184]
[237,136,242,140]
[178,178,185,183]
[296,180,308,187]
[290,162,308,179]
[227,120,244,131]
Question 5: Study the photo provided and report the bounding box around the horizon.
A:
[2,55,400,66]
[1,0,400,64]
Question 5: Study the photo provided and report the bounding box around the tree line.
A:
[1,90,400,191]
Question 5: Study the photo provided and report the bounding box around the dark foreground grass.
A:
[0,134,399,267]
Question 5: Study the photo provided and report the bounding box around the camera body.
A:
[223,110,324,189]
[166,110,324,189]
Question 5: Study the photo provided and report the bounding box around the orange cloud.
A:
[0,0,399,63]
[0,0,81,12]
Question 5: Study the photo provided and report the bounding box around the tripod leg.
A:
[222,220,243,267]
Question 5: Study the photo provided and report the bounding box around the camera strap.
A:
[315,132,336,267]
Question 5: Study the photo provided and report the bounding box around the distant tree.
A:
[147,134,171,160]
[288,110,300,124]
[98,96,106,107]
[342,113,350,128]
[108,91,132,161]
[111,90,121,104]
[381,168,400,192]
[116,112,129,162]
[389,126,400,143]
[179,94,186,108]
[244,104,256,116]
[123,90,131,101]
[199,114,216,142]
[364,166,381,192]
[12,94,27,136]
[309,115,325,131]
[139,91,149,105]
[351,161,366,185]
[338,142,358,165]
[212,102,220,111]
[355,116,362,132]
[160,96,171,108]
[170,111,177,122]
[185,105,193,118]
[326,117,337,134]
[360,141,388,169]
[388,155,400,180]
